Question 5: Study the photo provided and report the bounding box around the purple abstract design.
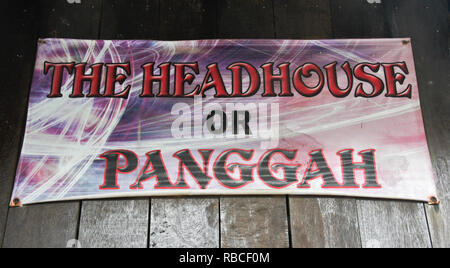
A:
[11,38,437,205]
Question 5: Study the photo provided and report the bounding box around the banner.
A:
[10,38,438,206]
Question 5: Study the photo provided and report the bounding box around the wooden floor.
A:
[0,0,448,248]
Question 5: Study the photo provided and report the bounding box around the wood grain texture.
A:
[76,0,158,249]
[289,197,361,248]
[217,1,290,248]
[150,198,219,248]
[384,0,450,248]
[330,0,432,248]
[273,0,361,248]
[5,0,104,249]
[78,199,149,248]
[1,0,447,249]
[38,0,102,38]
[159,0,216,40]
[329,0,390,38]
[357,200,431,248]
[0,0,40,245]
[144,1,220,249]
[24,0,101,249]
[220,197,289,248]
[3,202,79,248]
[217,0,274,38]
[273,0,332,38]
[101,0,159,39]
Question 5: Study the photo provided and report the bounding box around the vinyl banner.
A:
[11,38,438,206]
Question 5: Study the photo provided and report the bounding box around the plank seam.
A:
[355,200,364,248]
[97,0,104,38]
[422,203,434,248]
[218,197,222,248]
[147,198,151,248]
[285,196,292,248]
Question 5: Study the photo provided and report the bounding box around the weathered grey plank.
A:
[273,0,361,248]
[330,0,432,248]
[216,0,290,248]
[289,197,360,248]
[357,200,431,248]
[141,1,220,249]
[3,202,79,248]
[150,198,219,248]
[76,0,159,248]
[78,199,149,248]
[220,197,289,248]
[384,0,450,248]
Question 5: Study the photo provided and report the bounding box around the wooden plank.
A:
[78,199,149,248]
[273,0,332,39]
[76,0,158,248]
[144,1,220,249]
[217,0,290,248]
[0,0,39,246]
[217,0,274,38]
[38,0,102,38]
[3,202,79,248]
[159,0,217,40]
[2,0,103,248]
[220,197,289,248]
[150,198,219,248]
[289,197,360,248]
[100,0,159,39]
[330,0,432,248]
[273,0,361,248]
[358,200,431,248]
[357,199,431,248]
[329,0,389,38]
[384,0,450,248]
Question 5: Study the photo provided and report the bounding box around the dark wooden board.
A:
[329,0,390,38]
[217,0,274,38]
[38,0,102,39]
[273,0,332,39]
[0,0,40,246]
[100,0,159,39]
[3,202,79,248]
[384,0,450,248]
[1,0,103,248]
